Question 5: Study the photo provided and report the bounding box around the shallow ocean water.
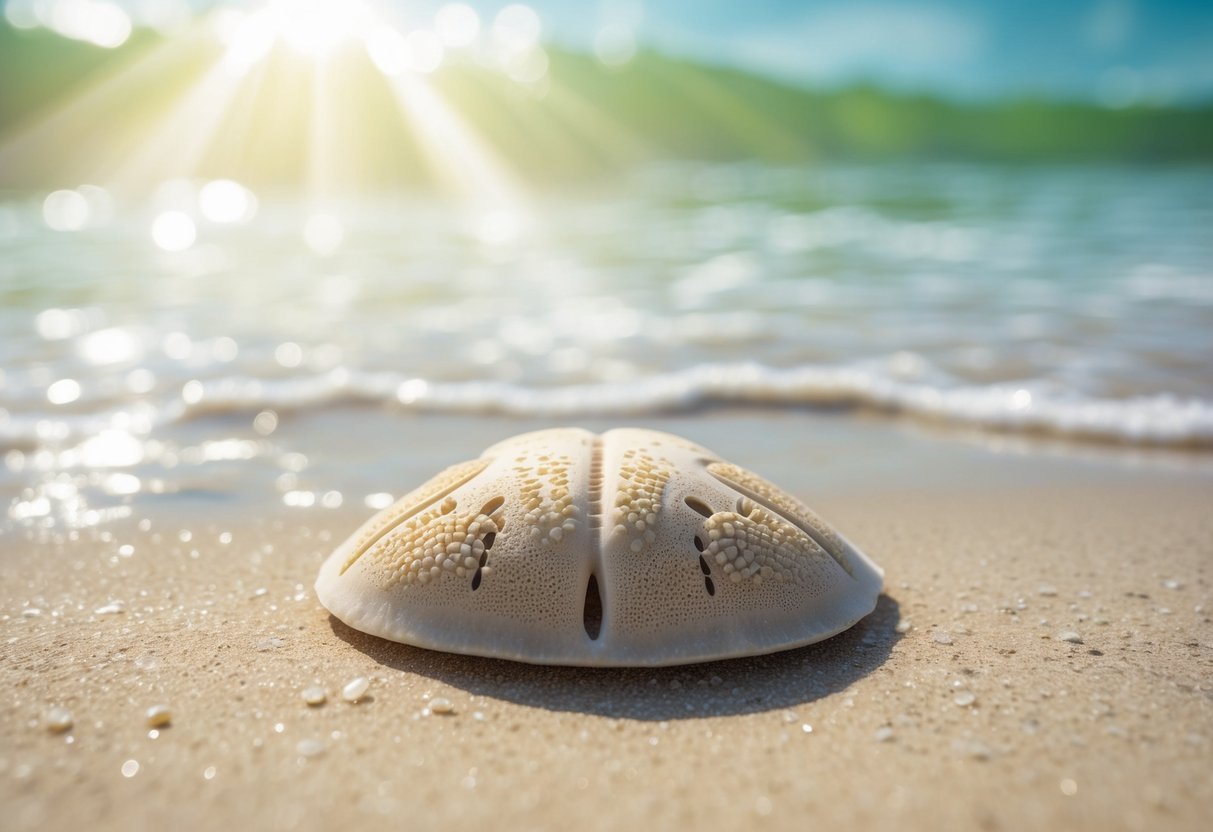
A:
[1,162,1212,531]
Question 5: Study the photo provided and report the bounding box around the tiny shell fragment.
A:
[342,677,370,702]
[44,707,73,733]
[145,705,172,728]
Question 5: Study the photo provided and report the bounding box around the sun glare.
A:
[216,0,500,78]
[220,0,378,74]
[4,0,553,219]
[271,0,375,57]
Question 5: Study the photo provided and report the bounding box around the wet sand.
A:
[1,416,1211,831]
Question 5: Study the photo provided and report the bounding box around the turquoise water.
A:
[1,162,1212,528]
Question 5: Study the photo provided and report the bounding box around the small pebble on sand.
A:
[296,739,326,757]
[342,677,370,703]
[302,687,327,706]
[1059,631,1084,644]
[44,707,73,733]
[145,705,172,728]
[428,697,455,715]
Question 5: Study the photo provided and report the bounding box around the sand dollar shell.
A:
[315,427,883,666]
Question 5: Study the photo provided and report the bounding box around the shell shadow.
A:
[329,593,901,721]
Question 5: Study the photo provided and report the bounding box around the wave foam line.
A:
[156,363,1213,446]
[3,363,1212,447]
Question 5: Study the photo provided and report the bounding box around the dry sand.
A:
[2,429,1211,831]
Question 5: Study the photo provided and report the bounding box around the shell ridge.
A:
[339,457,491,575]
[706,462,857,578]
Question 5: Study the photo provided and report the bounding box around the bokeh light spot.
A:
[43,189,90,231]
[595,25,637,68]
[79,327,140,365]
[405,30,445,74]
[47,379,82,405]
[435,3,480,48]
[302,213,344,255]
[199,179,257,224]
[494,4,541,54]
[151,211,197,251]
[366,26,410,77]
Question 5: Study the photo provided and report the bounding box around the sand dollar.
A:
[315,427,883,665]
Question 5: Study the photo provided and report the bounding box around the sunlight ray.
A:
[0,27,218,187]
[107,56,255,194]
[384,72,528,217]
[540,77,649,169]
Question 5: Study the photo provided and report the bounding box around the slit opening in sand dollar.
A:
[583,574,603,640]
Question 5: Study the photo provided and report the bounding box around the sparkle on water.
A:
[46,378,81,405]
[151,211,197,252]
[198,179,257,224]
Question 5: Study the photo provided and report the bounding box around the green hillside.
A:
[1,21,1211,192]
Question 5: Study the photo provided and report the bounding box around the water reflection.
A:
[2,163,1212,532]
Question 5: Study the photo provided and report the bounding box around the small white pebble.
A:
[874,726,895,743]
[44,707,73,733]
[296,739,325,757]
[302,687,327,706]
[1059,631,1084,644]
[895,620,912,634]
[933,631,954,645]
[145,705,172,728]
[428,697,455,715]
[342,677,370,703]
[1038,585,1058,597]
[953,738,993,760]
[954,691,976,707]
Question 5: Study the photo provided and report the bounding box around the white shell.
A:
[315,428,883,666]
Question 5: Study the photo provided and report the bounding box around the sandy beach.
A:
[2,412,1210,831]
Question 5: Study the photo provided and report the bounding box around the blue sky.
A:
[532,0,1213,102]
